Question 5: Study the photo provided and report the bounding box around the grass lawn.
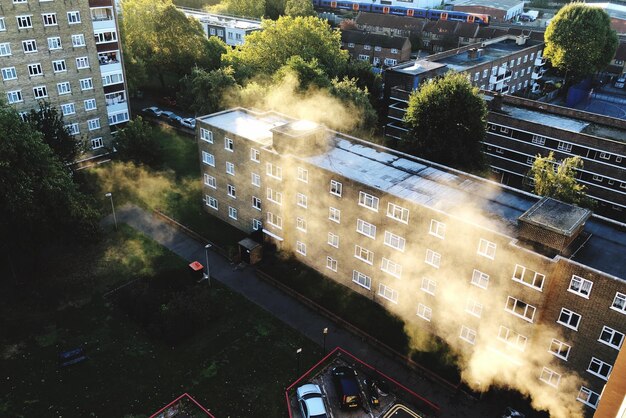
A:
[0,226,320,417]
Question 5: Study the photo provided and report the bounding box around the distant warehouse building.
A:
[453,0,525,22]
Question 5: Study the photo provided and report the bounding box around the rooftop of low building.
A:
[341,30,409,49]
[454,0,525,10]
[179,7,262,29]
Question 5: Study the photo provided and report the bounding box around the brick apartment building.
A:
[1,0,130,163]
[453,0,525,22]
[341,30,411,67]
[197,107,626,418]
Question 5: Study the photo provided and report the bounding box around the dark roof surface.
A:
[341,30,409,49]
[456,22,481,38]
[355,12,426,31]
[616,42,626,61]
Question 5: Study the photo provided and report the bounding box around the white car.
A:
[296,384,328,418]
[502,407,525,418]
[180,117,196,129]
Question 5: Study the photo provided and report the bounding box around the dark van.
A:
[331,366,362,409]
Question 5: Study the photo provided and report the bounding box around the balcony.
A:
[489,70,512,84]
[534,57,546,66]
[531,71,542,80]
[493,82,509,93]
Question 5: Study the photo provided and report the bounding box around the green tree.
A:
[113,117,162,167]
[222,0,265,18]
[0,103,100,282]
[180,67,239,115]
[24,101,85,166]
[265,0,286,19]
[403,72,487,171]
[529,152,592,207]
[285,0,316,17]
[330,77,377,132]
[223,16,349,80]
[274,56,332,91]
[544,3,618,81]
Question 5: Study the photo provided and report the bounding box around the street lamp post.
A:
[204,243,212,286]
[296,348,302,376]
[105,192,117,230]
[323,328,328,356]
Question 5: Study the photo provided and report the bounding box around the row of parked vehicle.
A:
[141,106,196,130]
[296,366,389,418]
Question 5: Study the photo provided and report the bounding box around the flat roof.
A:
[519,197,592,236]
[437,38,542,72]
[392,60,448,76]
[180,8,262,29]
[199,109,287,144]
[588,2,626,21]
[455,0,524,10]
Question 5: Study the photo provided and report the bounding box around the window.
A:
[593,175,603,182]
[0,43,13,59]
[531,135,546,145]
[429,219,445,238]
[327,257,337,272]
[599,152,610,160]
[354,245,374,264]
[66,123,79,135]
[250,148,260,162]
[60,103,75,116]
[611,292,626,313]
[599,326,624,350]
[266,163,282,180]
[390,48,399,54]
[204,174,216,189]
[94,30,117,44]
[498,326,527,351]
[425,249,440,268]
[359,191,379,211]
[460,326,476,345]
[557,308,581,330]
[577,387,600,409]
[381,258,402,278]
[79,78,93,90]
[224,137,234,151]
[548,339,571,360]
[356,219,376,239]
[91,137,103,149]
[227,184,236,198]
[87,118,100,131]
[296,217,306,232]
[384,231,405,251]
[500,126,509,134]
[27,63,43,77]
[252,219,262,231]
[251,173,261,187]
[568,275,592,298]
[297,193,307,208]
[266,188,282,205]
[47,37,62,50]
[228,206,237,220]
[33,85,48,98]
[72,34,86,47]
[102,72,123,85]
[76,57,90,69]
[0,18,5,31]
[483,69,488,78]
[67,11,81,24]
[384,58,397,66]
[296,241,306,256]
[329,207,340,223]
[421,277,436,295]
[327,232,339,248]
[42,13,57,26]
[57,81,71,95]
[84,98,97,111]
[266,212,282,229]
[557,141,572,152]
[505,297,536,322]
[108,111,129,125]
[52,60,66,73]
[512,265,545,291]
[202,151,215,167]
[520,69,525,77]
[474,72,479,81]
[200,128,213,143]
[477,238,496,259]
[587,357,612,380]
[16,15,33,29]
[330,180,342,196]
[417,303,432,321]
[1,67,17,80]
[352,270,371,290]
[6,90,23,104]
[539,367,561,388]
[364,45,371,51]
[387,202,409,223]
[217,29,223,37]
[471,269,489,289]
[22,40,37,53]
[226,162,235,176]
[465,299,482,318]
[297,167,308,183]
[379,284,398,303]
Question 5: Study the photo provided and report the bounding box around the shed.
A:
[238,238,262,265]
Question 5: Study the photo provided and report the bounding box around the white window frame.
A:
[23,39,38,53]
[557,308,581,331]
[47,37,61,50]
[90,137,103,150]
[67,11,81,24]
[84,98,97,111]
[227,184,236,199]
[87,118,100,131]
[329,207,340,223]
[548,338,571,360]
[1,67,17,81]
[250,148,260,162]
[266,212,282,229]
[421,277,436,295]
[330,180,342,197]
[568,275,592,298]
[387,202,409,224]
[498,326,527,351]
[60,102,75,116]
[512,264,545,291]
[52,60,67,73]
[352,270,371,290]
[0,43,12,57]
[252,196,262,211]
[539,367,561,388]
[225,137,234,152]
[577,387,599,409]
[200,128,213,143]
[266,188,282,205]
[266,163,282,180]
[6,90,23,104]
[71,34,86,47]
[57,81,71,95]
[228,206,237,220]
[505,296,536,323]
[251,173,261,187]
[429,219,445,239]
[204,174,216,189]
[226,162,235,176]
[327,232,339,248]
[425,249,441,269]
[557,141,572,152]
[354,245,374,265]
[296,241,306,256]
[76,57,90,69]
[297,167,308,183]
[16,15,33,29]
[326,256,337,272]
[465,299,482,318]
[378,284,398,304]
[380,258,402,278]
[356,219,376,239]
[384,231,405,252]
[33,85,48,99]
[587,357,612,381]
[471,269,489,289]
[358,191,379,212]
[296,193,307,208]
[460,326,476,345]
[79,77,93,90]
[296,217,306,232]
[477,238,496,259]
[202,151,215,167]
[41,13,57,26]
[598,326,624,350]
[611,292,626,314]
[252,219,262,231]
[417,303,432,321]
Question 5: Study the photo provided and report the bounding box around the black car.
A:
[331,366,361,410]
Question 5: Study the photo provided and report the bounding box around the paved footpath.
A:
[112,205,507,418]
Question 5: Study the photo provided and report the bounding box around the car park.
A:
[168,113,183,125]
[296,384,328,418]
[141,106,162,118]
[331,366,362,410]
[180,117,196,129]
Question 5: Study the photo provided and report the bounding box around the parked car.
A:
[141,106,162,118]
[180,117,196,129]
[502,407,525,418]
[331,366,361,410]
[168,113,183,125]
[296,384,328,418]
[615,75,625,89]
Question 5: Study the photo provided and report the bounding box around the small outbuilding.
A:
[238,238,262,265]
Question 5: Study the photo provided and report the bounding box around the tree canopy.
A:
[113,117,162,167]
[403,72,487,171]
[285,0,316,17]
[544,3,618,80]
[529,152,592,207]
[0,104,100,281]
[120,0,225,90]
[222,16,349,79]
[179,67,239,115]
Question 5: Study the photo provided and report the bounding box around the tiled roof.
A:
[341,30,409,49]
